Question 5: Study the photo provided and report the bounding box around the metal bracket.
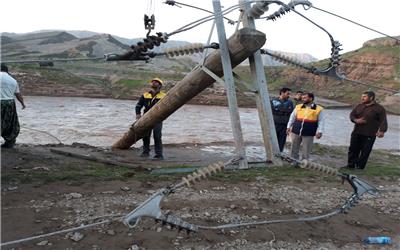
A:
[123,188,198,232]
[199,65,227,86]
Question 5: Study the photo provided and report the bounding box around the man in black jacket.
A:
[135,78,166,159]
[271,87,294,152]
[347,91,388,169]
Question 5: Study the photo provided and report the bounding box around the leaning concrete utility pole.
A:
[112,27,266,149]
[240,0,281,163]
[212,0,248,169]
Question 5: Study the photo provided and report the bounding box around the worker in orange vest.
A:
[135,78,166,160]
[286,92,325,162]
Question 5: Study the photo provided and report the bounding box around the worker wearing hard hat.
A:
[135,78,166,159]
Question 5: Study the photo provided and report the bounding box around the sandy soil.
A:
[1,143,399,250]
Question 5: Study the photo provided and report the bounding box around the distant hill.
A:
[1,31,398,113]
[1,31,129,60]
[1,30,317,66]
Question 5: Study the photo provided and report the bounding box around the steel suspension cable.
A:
[0,216,123,247]
[342,77,399,93]
[2,57,104,64]
[311,5,400,42]
[165,0,235,24]
[168,5,240,37]
[198,209,341,230]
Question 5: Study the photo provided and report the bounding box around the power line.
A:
[342,77,399,93]
[168,5,240,37]
[311,5,400,42]
[0,216,123,247]
[2,57,104,64]
[261,49,399,94]
[164,0,235,24]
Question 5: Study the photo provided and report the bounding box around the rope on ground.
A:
[0,216,123,247]
[20,126,62,144]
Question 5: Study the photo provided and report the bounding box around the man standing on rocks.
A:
[1,63,26,148]
[287,92,325,161]
[271,87,294,152]
[347,91,387,169]
[135,78,166,160]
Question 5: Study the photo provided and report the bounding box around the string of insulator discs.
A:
[106,32,169,61]
[262,0,344,79]
[260,49,316,72]
[265,1,308,21]
[299,160,339,176]
[181,161,225,187]
[163,42,219,58]
[164,43,204,57]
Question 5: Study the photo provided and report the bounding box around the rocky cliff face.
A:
[363,36,400,47]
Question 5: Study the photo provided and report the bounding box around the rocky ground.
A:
[1,143,400,249]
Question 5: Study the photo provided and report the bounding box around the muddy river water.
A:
[13,96,400,154]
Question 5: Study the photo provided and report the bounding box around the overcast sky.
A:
[1,0,399,59]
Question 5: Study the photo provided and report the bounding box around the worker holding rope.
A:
[1,64,26,148]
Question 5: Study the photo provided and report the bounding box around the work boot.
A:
[152,154,164,160]
[140,151,150,157]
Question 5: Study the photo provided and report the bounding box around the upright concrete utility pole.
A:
[240,0,281,163]
[212,0,248,169]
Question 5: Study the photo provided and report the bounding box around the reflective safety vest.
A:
[135,91,166,114]
[292,103,323,136]
[143,92,166,100]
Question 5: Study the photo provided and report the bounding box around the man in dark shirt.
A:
[293,90,304,105]
[135,78,166,159]
[347,91,388,169]
[271,87,294,152]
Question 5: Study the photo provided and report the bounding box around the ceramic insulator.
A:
[164,43,204,58]
[182,161,225,187]
[300,160,339,176]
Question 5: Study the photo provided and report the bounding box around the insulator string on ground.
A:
[182,161,225,187]
[300,160,339,176]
